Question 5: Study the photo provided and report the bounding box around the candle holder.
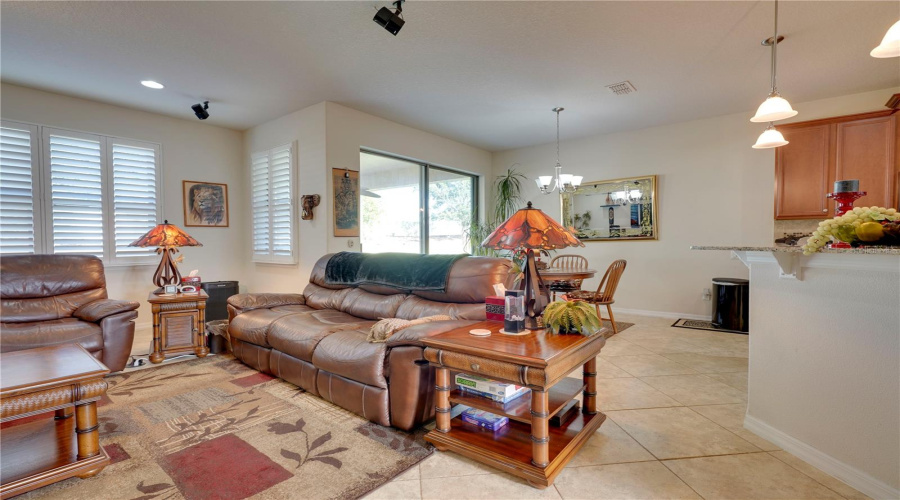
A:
[825,191,866,248]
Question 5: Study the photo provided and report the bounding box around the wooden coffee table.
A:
[423,321,607,488]
[0,344,111,499]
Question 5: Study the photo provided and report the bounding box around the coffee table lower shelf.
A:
[0,416,110,499]
[425,410,606,488]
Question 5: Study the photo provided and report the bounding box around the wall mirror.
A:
[561,175,658,241]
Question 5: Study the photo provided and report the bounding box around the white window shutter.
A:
[44,129,105,257]
[0,122,40,255]
[251,143,295,263]
[110,140,160,261]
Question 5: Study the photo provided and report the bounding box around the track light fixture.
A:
[374,0,405,36]
[192,101,209,120]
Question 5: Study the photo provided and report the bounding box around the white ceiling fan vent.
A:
[606,81,637,96]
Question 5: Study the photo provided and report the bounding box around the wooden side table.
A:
[423,321,607,489]
[147,290,209,364]
[1,344,111,499]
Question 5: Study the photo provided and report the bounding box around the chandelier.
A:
[536,107,582,194]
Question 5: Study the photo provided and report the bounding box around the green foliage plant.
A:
[542,300,602,336]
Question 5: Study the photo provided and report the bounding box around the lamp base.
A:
[153,247,182,288]
[519,249,550,330]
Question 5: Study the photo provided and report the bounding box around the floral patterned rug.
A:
[11,354,432,500]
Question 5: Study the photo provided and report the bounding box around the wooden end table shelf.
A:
[148,290,209,364]
[423,321,607,489]
[0,344,111,499]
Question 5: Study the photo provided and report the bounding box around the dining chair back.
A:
[565,259,627,335]
[550,254,588,269]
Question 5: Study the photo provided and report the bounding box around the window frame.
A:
[250,142,298,265]
[359,149,479,255]
[1,119,163,266]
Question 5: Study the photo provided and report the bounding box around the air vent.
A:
[606,81,637,96]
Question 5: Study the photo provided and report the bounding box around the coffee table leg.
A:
[75,402,100,460]
[531,389,549,468]
[435,366,451,433]
[583,357,598,414]
[55,406,73,420]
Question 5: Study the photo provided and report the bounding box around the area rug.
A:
[672,318,747,335]
[13,355,432,500]
[601,319,634,338]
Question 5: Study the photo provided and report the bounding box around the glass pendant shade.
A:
[572,176,583,187]
[752,125,789,149]
[536,176,553,189]
[871,20,900,58]
[750,94,798,123]
[559,174,573,186]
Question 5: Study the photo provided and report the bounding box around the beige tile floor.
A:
[364,313,870,500]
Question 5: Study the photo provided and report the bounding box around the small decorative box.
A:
[460,408,508,431]
[485,296,504,321]
[181,276,202,286]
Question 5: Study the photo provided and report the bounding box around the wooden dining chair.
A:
[547,254,589,300]
[565,259,627,335]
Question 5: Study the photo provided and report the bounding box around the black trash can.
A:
[711,278,749,333]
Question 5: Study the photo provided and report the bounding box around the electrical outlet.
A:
[702,288,712,301]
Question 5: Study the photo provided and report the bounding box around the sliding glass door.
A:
[360,151,476,254]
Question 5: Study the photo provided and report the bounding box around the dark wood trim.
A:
[885,93,900,110]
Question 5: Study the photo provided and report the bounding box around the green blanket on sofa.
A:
[324,252,467,291]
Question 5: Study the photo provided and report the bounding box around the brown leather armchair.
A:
[1,254,139,372]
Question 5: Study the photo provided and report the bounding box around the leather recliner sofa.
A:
[0,254,140,372]
[227,254,513,430]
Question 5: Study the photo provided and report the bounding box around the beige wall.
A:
[492,87,900,318]
[1,83,247,341]
[242,101,493,293]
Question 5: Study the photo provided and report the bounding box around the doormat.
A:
[672,318,747,335]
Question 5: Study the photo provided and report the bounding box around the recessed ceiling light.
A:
[141,80,164,89]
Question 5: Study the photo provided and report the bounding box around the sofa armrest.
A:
[227,293,306,317]
[73,299,140,323]
[385,320,478,348]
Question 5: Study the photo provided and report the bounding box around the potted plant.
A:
[542,300,603,336]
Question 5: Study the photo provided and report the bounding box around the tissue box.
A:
[181,276,202,286]
[485,296,504,321]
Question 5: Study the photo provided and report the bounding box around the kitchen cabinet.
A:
[775,110,898,220]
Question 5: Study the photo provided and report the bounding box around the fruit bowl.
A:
[802,207,900,254]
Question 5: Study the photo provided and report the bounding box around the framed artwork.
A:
[182,180,229,227]
[333,169,360,237]
[561,174,658,241]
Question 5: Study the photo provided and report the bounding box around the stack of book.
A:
[460,407,508,431]
[455,374,530,404]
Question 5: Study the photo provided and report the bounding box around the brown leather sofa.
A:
[227,254,512,430]
[1,255,140,372]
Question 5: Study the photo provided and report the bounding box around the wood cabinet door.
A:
[160,311,199,351]
[834,115,897,209]
[775,124,832,219]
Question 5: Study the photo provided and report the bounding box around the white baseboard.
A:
[614,307,709,321]
[744,414,900,500]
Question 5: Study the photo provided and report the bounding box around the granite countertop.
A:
[691,245,900,255]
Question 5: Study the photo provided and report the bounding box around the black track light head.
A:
[374,0,404,36]
[192,101,210,120]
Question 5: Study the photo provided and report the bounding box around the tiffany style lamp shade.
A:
[482,201,584,329]
[129,220,202,288]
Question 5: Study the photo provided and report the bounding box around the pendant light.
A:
[751,0,797,123]
[871,19,900,58]
[536,108,582,195]
[752,123,789,149]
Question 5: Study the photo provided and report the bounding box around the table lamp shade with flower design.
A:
[482,201,584,328]
[129,220,202,288]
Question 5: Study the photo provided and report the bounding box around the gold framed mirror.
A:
[561,175,658,241]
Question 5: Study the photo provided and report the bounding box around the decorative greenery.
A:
[542,300,602,336]
[573,210,592,230]
[466,219,500,257]
[493,167,527,223]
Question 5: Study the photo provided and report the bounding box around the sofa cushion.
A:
[312,329,388,389]
[228,308,297,347]
[339,288,406,320]
[0,318,103,353]
[303,284,352,310]
[412,256,513,303]
[268,311,373,362]
[1,255,109,323]
[270,304,314,315]
[395,295,486,321]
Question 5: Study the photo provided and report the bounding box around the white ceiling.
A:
[2,1,898,152]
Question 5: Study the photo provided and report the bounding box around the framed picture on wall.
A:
[182,180,229,227]
[333,168,360,237]
[561,174,658,241]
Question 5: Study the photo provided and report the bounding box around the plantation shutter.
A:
[251,143,295,263]
[44,129,105,257]
[270,145,293,257]
[0,122,40,255]
[111,140,159,261]
[251,151,271,256]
